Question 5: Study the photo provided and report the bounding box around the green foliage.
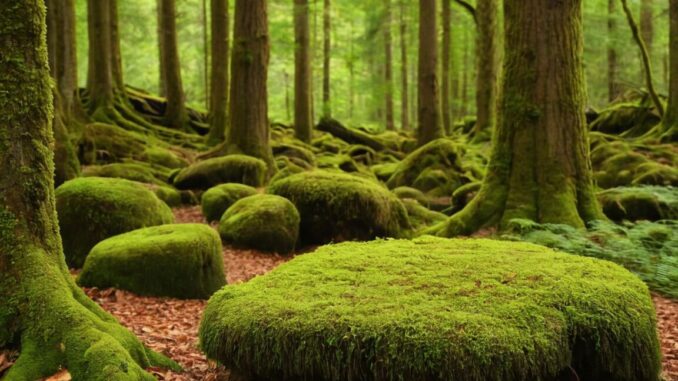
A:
[268,170,411,245]
[78,224,226,299]
[218,194,300,254]
[200,237,661,381]
[55,177,174,268]
[201,183,258,222]
[173,154,268,190]
[502,219,678,299]
[598,186,678,221]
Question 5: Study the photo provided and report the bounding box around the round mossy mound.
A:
[268,171,411,245]
[173,154,267,190]
[78,224,226,299]
[598,186,677,222]
[200,237,661,381]
[218,194,300,254]
[201,183,259,222]
[56,177,175,268]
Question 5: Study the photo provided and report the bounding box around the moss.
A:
[392,186,430,206]
[598,186,677,222]
[79,122,146,165]
[272,142,317,167]
[201,183,258,222]
[200,237,661,381]
[78,224,226,299]
[401,199,447,232]
[82,163,167,185]
[152,185,183,207]
[344,144,377,166]
[371,162,399,182]
[55,177,174,268]
[218,194,300,254]
[268,171,411,245]
[451,181,482,212]
[141,146,189,169]
[173,154,267,190]
[590,103,661,137]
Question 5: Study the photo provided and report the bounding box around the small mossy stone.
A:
[598,186,677,222]
[153,186,183,207]
[173,155,267,190]
[199,237,661,381]
[142,146,189,169]
[56,177,175,268]
[268,171,411,245]
[78,224,225,299]
[218,194,300,254]
[201,183,258,222]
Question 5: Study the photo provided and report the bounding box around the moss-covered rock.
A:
[218,195,300,254]
[598,186,677,222]
[56,177,174,268]
[152,185,184,207]
[141,146,189,169]
[201,183,258,222]
[200,237,661,381]
[272,142,317,168]
[82,163,168,185]
[78,224,225,299]
[268,171,411,245]
[173,155,267,190]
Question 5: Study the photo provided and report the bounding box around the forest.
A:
[0,0,676,380]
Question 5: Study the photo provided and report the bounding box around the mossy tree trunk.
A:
[435,0,604,237]
[293,0,313,143]
[206,0,231,145]
[441,0,452,135]
[417,0,444,146]
[640,0,653,60]
[608,0,619,102]
[110,0,124,91]
[0,2,177,380]
[471,0,499,138]
[86,0,115,113]
[157,0,166,97]
[399,0,409,131]
[659,0,678,142]
[159,0,189,130]
[322,0,331,117]
[383,0,395,131]
[224,0,274,170]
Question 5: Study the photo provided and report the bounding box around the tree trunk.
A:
[322,0,331,117]
[225,0,274,170]
[640,0,653,57]
[399,0,409,131]
[110,0,124,91]
[442,0,452,135]
[460,25,469,118]
[86,0,115,111]
[206,0,231,145]
[471,0,499,138]
[417,0,444,146]
[658,0,678,142]
[157,0,166,96]
[203,0,210,110]
[436,0,604,237]
[0,2,177,379]
[383,0,395,131]
[294,0,313,142]
[608,0,619,102]
[159,0,189,129]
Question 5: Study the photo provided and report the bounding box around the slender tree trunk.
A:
[225,0,274,170]
[383,0,395,131]
[640,0,653,57]
[442,0,452,135]
[437,0,604,237]
[159,0,189,129]
[206,0,231,145]
[0,2,176,379]
[460,26,469,118]
[86,0,115,111]
[348,20,355,121]
[399,0,409,131]
[203,0,210,110]
[322,0,331,117]
[417,0,443,145]
[608,0,619,102]
[294,0,313,142]
[110,0,124,91]
[157,0,166,96]
[471,0,499,137]
[658,0,678,142]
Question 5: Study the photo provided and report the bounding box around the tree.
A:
[206,0,231,146]
[383,0,395,131]
[322,0,331,117]
[0,2,177,379]
[417,0,444,145]
[441,0,452,134]
[471,0,499,138]
[86,0,116,113]
[159,0,189,130]
[657,0,678,142]
[294,0,313,142]
[157,0,166,96]
[399,0,409,131]
[224,0,275,169]
[640,0,653,57]
[433,0,604,237]
[608,0,619,101]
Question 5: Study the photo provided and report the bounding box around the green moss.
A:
[79,122,146,165]
[590,103,660,137]
[78,224,226,299]
[598,186,677,222]
[401,199,447,232]
[82,163,167,185]
[200,237,661,381]
[201,183,258,222]
[371,162,399,182]
[55,177,174,268]
[141,146,189,169]
[152,185,183,207]
[272,142,317,167]
[392,186,430,206]
[452,181,482,211]
[344,144,377,166]
[268,171,411,245]
[173,154,267,190]
[218,194,300,254]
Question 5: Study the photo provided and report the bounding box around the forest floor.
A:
[1,206,676,381]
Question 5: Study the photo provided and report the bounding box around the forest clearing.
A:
[0,0,677,380]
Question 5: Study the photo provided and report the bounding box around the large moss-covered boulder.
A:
[56,177,174,268]
[268,171,411,245]
[173,155,267,190]
[201,183,259,222]
[598,186,677,222]
[218,195,300,254]
[78,224,225,299]
[200,237,660,381]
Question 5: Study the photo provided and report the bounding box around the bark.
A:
[399,0,409,131]
[86,0,115,111]
[383,0,395,131]
[471,0,499,137]
[159,0,189,129]
[442,0,452,135]
[225,0,274,170]
[658,0,678,142]
[294,0,313,142]
[316,118,386,151]
[460,26,469,118]
[608,0,619,102]
[640,0,653,57]
[436,0,604,237]
[206,0,231,145]
[157,0,166,96]
[0,2,176,379]
[417,0,444,146]
[322,0,331,117]
[110,0,124,91]
[203,0,209,110]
